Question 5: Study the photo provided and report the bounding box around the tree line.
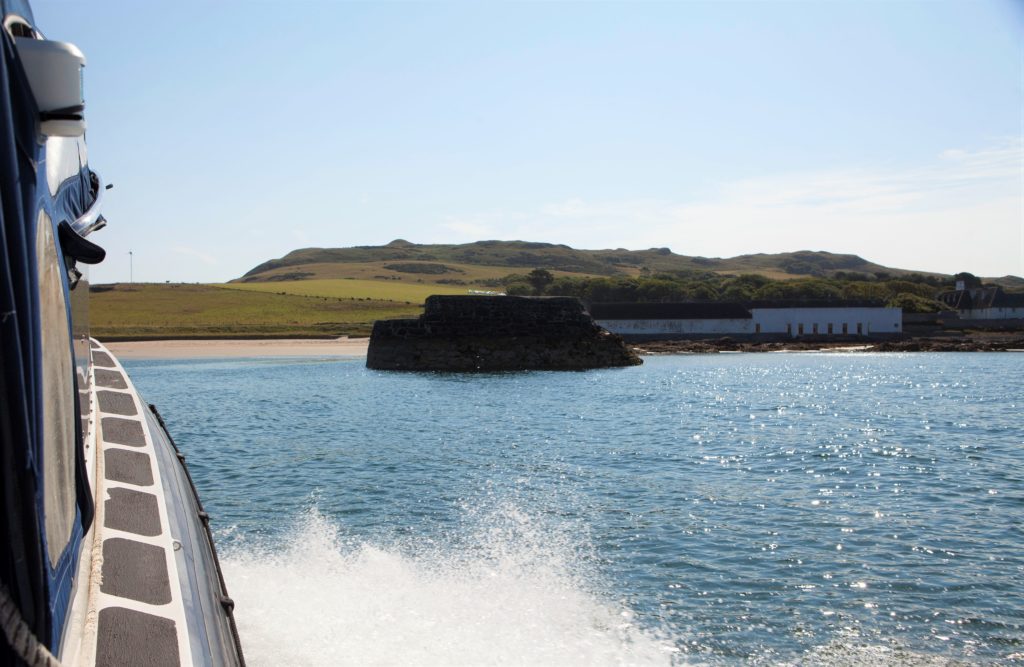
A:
[499,269,989,313]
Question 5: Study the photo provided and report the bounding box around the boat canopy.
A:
[0,2,99,658]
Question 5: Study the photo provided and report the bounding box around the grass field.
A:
[221,278,469,302]
[90,283,422,339]
[234,261,525,285]
[712,268,796,281]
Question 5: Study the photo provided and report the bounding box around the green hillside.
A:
[222,278,469,301]
[237,240,932,285]
[90,242,1020,340]
[90,284,419,339]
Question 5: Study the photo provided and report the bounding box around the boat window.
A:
[4,16,37,39]
[37,211,77,567]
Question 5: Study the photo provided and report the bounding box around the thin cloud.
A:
[525,140,1022,275]
[441,218,495,238]
[171,245,218,266]
[540,198,589,218]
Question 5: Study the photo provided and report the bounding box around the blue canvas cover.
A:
[0,0,97,659]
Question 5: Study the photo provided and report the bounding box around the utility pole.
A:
[128,250,133,284]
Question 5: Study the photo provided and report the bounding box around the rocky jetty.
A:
[367,295,642,371]
[631,333,1024,355]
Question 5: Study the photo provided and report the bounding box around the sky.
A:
[33,0,1024,284]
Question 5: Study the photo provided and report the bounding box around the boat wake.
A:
[219,505,678,666]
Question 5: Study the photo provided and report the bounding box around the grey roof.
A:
[745,299,887,309]
[588,300,894,320]
[588,302,752,320]
[938,287,1024,310]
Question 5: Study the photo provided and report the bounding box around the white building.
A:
[750,305,901,337]
[590,301,902,339]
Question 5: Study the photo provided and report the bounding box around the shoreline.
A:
[632,334,1024,355]
[104,336,370,360]
[101,334,1024,361]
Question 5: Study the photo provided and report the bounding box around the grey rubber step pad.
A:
[96,607,179,667]
[95,368,128,390]
[105,488,161,537]
[100,538,171,605]
[98,390,137,416]
[102,417,146,447]
[105,449,154,487]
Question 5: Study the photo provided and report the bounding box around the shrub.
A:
[887,292,944,313]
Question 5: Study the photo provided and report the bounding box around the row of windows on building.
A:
[754,323,866,335]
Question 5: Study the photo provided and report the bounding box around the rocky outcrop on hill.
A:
[367,295,642,371]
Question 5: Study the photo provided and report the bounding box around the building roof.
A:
[745,299,887,309]
[588,299,898,321]
[588,302,752,320]
[938,287,1024,310]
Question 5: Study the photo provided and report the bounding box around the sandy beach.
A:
[104,337,370,360]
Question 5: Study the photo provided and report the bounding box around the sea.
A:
[122,352,1024,666]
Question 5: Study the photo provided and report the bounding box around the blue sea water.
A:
[123,352,1024,665]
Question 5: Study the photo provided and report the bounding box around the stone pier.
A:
[367,295,642,371]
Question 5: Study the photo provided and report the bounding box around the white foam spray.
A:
[220,505,679,666]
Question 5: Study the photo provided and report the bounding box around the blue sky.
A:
[34,0,1023,283]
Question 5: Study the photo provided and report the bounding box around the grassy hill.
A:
[237,240,929,285]
[222,278,468,302]
[90,283,419,339]
[992,275,1024,289]
[90,241,1020,340]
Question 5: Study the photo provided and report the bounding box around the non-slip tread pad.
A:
[98,390,137,416]
[105,449,154,487]
[105,488,161,537]
[100,538,171,605]
[102,417,146,447]
[95,368,128,389]
[96,607,179,666]
[92,351,115,367]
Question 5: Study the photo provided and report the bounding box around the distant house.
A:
[937,287,1024,320]
[589,300,902,340]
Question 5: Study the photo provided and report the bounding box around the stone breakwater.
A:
[632,333,1024,355]
[366,295,642,371]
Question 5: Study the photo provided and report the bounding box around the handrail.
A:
[70,170,105,237]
